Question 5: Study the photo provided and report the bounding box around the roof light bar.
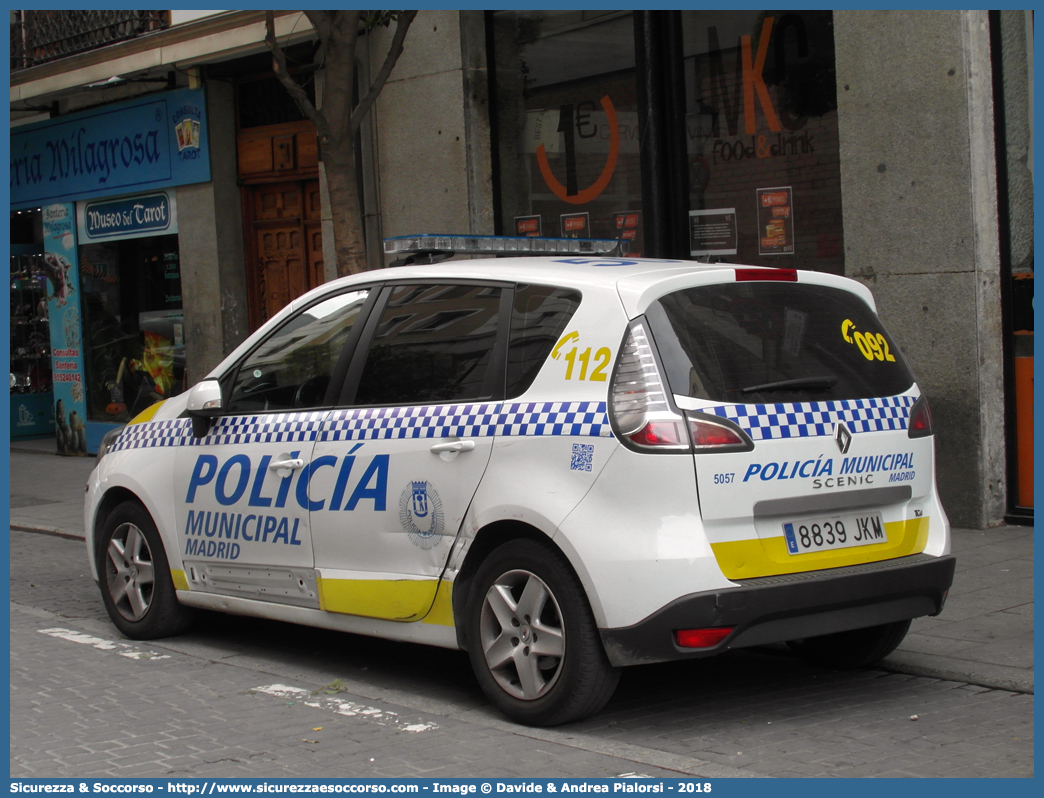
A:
[384,234,625,258]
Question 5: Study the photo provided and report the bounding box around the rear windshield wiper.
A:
[741,376,839,394]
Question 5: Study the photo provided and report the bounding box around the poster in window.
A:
[42,203,88,456]
[757,187,795,256]
[560,212,591,239]
[613,211,642,256]
[689,209,738,256]
[515,215,542,237]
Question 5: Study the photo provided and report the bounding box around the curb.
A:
[880,652,1034,695]
[10,524,86,542]
[9,446,96,458]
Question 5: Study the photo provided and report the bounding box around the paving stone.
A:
[10,525,1035,779]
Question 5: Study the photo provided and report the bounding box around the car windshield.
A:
[646,281,915,403]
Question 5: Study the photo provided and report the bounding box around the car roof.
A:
[315,256,714,290]
[294,256,876,316]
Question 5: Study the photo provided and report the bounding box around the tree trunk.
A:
[322,136,369,275]
[265,10,415,276]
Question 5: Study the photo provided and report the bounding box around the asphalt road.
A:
[10,528,1033,779]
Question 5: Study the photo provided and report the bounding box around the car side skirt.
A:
[176,589,460,649]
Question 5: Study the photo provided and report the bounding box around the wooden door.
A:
[246,180,324,327]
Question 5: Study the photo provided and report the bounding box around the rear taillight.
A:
[675,627,734,648]
[628,420,687,447]
[609,322,689,451]
[688,415,753,451]
[609,322,756,454]
[908,394,934,438]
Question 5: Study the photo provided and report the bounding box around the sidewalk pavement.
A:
[9,441,1033,695]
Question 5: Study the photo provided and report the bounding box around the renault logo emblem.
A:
[834,422,852,454]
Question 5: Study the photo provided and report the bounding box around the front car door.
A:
[308,282,507,621]
[173,287,374,607]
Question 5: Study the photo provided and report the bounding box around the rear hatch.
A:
[644,274,936,580]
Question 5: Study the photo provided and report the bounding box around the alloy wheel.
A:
[105,522,156,622]
[478,569,566,700]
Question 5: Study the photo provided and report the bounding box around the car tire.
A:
[786,619,912,669]
[465,538,620,727]
[96,500,193,640]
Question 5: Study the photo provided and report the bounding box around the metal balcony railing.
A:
[11,10,170,71]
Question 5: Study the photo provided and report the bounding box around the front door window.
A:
[227,289,370,413]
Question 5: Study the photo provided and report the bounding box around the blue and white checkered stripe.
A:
[111,402,613,452]
[702,395,917,441]
[189,411,327,446]
[110,412,327,452]
[319,401,612,441]
[320,403,502,442]
[109,418,191,452]
[497,401,612,438]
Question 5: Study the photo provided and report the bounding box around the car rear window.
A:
[646,281,915,404]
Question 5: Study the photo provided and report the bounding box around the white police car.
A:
[86,234,954,726]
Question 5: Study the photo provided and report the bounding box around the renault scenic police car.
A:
[86,234,954,727]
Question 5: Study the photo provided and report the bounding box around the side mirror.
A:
[185,380,223,438]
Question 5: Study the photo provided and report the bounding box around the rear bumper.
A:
[600,553,955,667]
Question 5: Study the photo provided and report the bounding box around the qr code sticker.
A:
[570,443,594,472]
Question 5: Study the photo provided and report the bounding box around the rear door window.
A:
[353,283,503,406]
[646,282,914,403]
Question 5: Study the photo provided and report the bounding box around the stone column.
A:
[177,79,249,381]
[834,10,1005,527]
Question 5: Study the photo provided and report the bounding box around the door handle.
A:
[269,457,305,479]
[430,440,476,454]
[269,458,305,470]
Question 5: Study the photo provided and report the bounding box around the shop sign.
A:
[535,96,621,205]
[77,191,179,242]
[10,87,211,209]
[41,203,89,456]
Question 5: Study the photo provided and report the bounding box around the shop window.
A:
[490,10,844,273]
[79,234,186,423]
[237,75,317,130]
[10,249,55,438]
[491,11,642,247]
[681,11,844,272]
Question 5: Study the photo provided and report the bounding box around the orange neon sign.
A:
[536,95,620,205]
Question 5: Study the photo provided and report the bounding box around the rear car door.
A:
[644,276,935,580]
[172,287,374,606]
[307,282,506,621]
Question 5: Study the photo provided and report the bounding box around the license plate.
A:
[782,513,886,555]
